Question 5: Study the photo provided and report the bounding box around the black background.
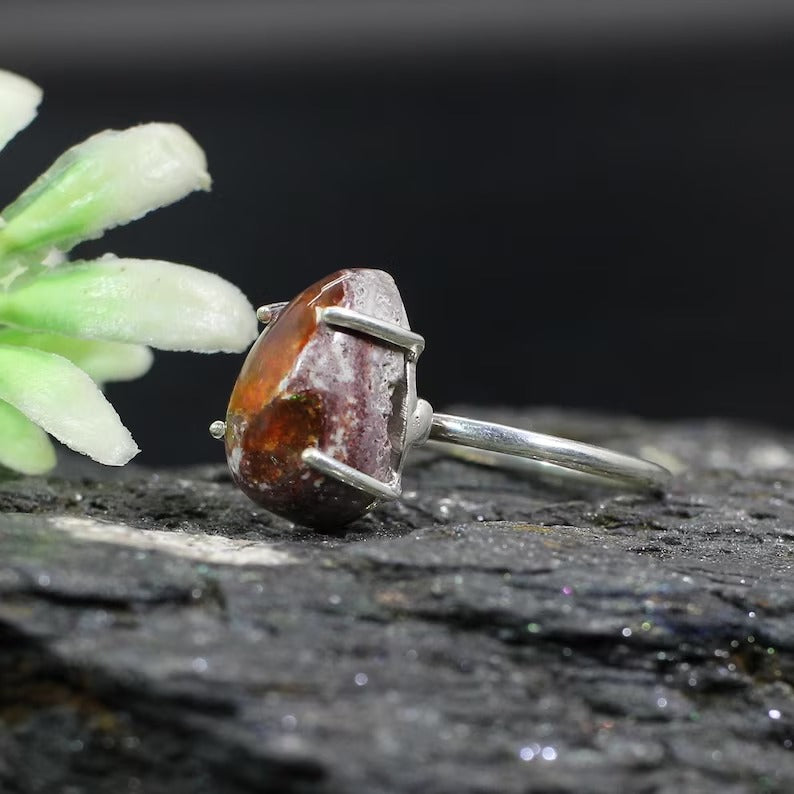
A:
[3,2,794,464]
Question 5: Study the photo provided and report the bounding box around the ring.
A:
[210,269,671,529]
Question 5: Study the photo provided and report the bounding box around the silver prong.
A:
[256,301,288,325]
[209,420,226,439]
[301,448,401,501]
[318,306,425,358]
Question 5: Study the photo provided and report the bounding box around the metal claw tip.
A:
[256,302,289,326]
[301,447,401,501]
[209,419,226,439]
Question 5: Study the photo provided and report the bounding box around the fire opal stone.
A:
[224,269,411,528]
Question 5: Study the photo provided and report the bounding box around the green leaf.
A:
[0,329,153,384]
[0,70,41,153]
[0,399,56,475]
[0,257,258,353]
[0,123,210,286]
[0,344,138,465]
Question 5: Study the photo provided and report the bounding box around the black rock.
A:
[1,410,793,793]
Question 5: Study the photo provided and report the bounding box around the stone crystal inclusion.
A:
[224,269,411,527]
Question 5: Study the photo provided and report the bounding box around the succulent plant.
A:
[0,69,257,475]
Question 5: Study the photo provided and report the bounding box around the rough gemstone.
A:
[224,269,411,528]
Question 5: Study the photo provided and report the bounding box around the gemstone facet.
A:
[224,269,411,527]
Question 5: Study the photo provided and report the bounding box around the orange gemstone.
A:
[225,269,410,527]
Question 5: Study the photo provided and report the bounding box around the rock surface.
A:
[0,409,793,793]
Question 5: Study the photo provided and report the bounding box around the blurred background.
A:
[2,0,794,465]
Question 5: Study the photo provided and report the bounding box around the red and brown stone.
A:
[224,269,410,527]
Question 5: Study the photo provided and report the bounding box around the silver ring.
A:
[211,268,671,528]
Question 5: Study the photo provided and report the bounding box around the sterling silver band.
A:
[427,413,671,491]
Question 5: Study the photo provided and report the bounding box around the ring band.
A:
[427,413,670,490]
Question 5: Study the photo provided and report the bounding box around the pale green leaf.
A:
[0,70,42,153]
[0,329,153,384]
[0,123,210,286]
[0,399,56,475]
[0,344,139,465]
[0,256,258,353]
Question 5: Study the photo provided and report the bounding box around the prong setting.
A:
[225,269,419,527]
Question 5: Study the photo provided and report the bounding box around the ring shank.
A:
[427,413,671,490]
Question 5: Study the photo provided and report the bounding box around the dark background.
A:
[3,1,794,465]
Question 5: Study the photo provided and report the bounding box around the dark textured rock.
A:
[0,409,793,793]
